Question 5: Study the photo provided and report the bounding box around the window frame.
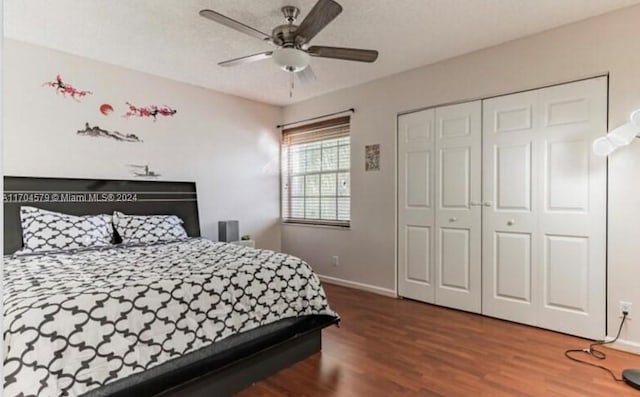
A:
[281,117,351,228]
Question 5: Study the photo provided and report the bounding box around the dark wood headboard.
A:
[3,176,200,254]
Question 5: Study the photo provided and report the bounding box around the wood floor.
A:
[238,283,640,396]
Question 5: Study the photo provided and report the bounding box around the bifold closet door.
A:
[398,109,436,303]
[434,102,482,313]
[398,101,482,313]
[482,77,607,339]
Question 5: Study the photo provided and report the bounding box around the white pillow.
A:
[19,206,113,253]
[112,211,188,244]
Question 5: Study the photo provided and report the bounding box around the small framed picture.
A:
[365,144,380,171]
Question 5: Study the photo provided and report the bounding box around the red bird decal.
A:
[123,102,177,122]
[43,75,92,101]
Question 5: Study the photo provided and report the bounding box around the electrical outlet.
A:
[332,256,339,266]
[620,301,632,318]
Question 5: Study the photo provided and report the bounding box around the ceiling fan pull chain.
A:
[289,72,294,97]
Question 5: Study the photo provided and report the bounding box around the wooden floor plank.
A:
[238,284,640,396]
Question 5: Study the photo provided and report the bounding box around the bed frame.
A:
[3,176,201,254]
[3,176,338,397]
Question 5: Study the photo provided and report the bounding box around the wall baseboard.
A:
[317,274,397,298]
[606,338,640,355]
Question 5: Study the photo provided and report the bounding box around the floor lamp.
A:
[592,108,640,390]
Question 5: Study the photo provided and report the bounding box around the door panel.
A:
[398,110,436,303]
[544,235,589,312]
[546,140,589,211]
[495,105,533,132]
[495,232,532,303]
[406,151,431,207]
[441,147,470,209]
[440,115,471,138]
[434,101,482,313]
[496,143,531,211]
[405,225,431,283]
[440,228,470,290]
[545,98,589,126]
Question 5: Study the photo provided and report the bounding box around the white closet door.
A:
[482,90,539,326]
[398,109,436,303]
[536,78,607,338]
[482,77,607,339]
[434,102,482,313]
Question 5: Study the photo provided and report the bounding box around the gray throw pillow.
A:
[112,211,187,244]
[19,206,113,253]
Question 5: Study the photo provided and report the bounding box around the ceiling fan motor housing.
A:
[272,24,299,47]
[272,6,302,47]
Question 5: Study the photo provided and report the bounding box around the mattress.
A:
[3,238,337,397]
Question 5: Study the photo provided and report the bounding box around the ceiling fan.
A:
[199,0,379,90]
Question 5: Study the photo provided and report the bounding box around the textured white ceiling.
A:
[5,0,639,106]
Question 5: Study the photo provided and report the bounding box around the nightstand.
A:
[230,240,255,248]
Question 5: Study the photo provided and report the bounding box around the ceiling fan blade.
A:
[308,46,378,62]
[297,66,317,84]
[199,9,272,42]
[294,0,343,45]
[218,51,273,67]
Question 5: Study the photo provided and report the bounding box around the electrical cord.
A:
[564,312,628,382]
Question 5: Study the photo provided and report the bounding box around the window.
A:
[281,116,350,227]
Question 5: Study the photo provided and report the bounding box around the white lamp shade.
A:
[608,122,638,146]
[272,48,310,72]
[630,109,640,130]
[592,136,617,156]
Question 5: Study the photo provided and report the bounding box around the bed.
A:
[3,176,339,397]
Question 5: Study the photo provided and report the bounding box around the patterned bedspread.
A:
[3,238,336,397]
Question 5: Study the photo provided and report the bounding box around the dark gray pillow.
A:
[112,211,187,244]
[19,206,113,253]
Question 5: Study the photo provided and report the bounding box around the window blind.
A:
[281,116,350,227]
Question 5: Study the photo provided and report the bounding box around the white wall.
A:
[3,39,282,251]
[1,0,5,386]
[282,5,640,349]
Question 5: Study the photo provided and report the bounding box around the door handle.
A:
[483,201,493,207]
[449,217,457,222]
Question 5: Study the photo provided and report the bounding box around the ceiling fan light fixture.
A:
[272,47,310,72]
